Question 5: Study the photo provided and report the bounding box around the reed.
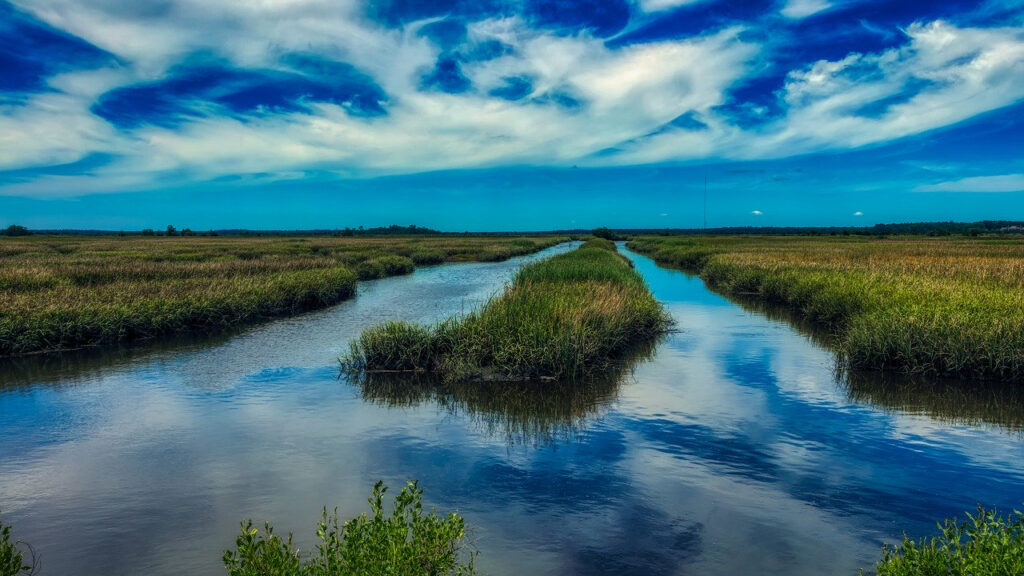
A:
[0,235,566,356]
[628,236,1024,381]
[343,239,671,383]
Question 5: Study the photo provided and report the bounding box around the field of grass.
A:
[343,238,671,383]
[627,236,1024,381]
[0,235,565,357]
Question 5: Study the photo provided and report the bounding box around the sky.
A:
[0,0,1022,231]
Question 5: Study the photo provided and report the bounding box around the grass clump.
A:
[0,235,565,356]
[628,236,1024,381]
[1,514,33,576]
[868,507,1024,576]
[223,481,476,576]
[343,239,671,382]
[355,255,415,280]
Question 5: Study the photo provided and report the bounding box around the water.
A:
[2,243,1023,575]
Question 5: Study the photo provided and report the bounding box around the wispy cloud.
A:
[853,210,864,216]
[781,0,832,20]
[915,174,1024,193]
[751,210,763,215]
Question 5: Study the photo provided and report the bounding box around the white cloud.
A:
[637,0,704,13]
[915,174,1024,193]
[781,0,831,19]
[1,3,1023,198]
[853,210,863,216]
[751,210,763,215]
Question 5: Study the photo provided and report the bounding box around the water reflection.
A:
[842,369,1024,433]
[350,341,660,446]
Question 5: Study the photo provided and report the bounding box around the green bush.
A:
[0,514,32,576]
[223,481,477,576]
[869,508,1024,576]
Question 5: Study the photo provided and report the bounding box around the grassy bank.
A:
[343,238,671,383]
[627,236,1024,381]
[0,235,565,356]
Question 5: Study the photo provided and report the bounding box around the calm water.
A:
[2,243,1023,576]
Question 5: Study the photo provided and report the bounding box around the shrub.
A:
[223,481,477,576]
[0,514,33,576]
[869,507,1024,576]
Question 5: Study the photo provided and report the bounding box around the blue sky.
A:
[0,0,1022,231]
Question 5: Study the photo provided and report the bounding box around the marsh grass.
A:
[223,481,477,576]
[0,235,564,356]
[343,239,671,383]
[628,236,1024,381]
[867,507,1024,576]
[355,255,415,280]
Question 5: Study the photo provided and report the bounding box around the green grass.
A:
[868,507,1024,576]
[223,481,477,576]
[627,236,1024,381]
[0,513,32,576]
[343,238,671,383]
[355,255,415,280]
[0,235,565,356]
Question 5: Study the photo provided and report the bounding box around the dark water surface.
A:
[2,243,1023,575]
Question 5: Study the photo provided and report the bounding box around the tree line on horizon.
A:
[3,221,1024,237]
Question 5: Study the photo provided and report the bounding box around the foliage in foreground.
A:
[343,238,671,383]
[0,235,564,356]
[627,236,1024,381]
[1,514,33,576]
[223,481,476,576]
[869,508,1024,576]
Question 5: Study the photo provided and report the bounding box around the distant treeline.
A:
[573,220,1024,237]
[6,220,1024,237]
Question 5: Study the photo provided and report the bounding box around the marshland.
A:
[0,235,564,356]
[2,234,1024,575]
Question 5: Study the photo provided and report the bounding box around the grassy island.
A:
[343,238,671,383]
[627,236,1024,381]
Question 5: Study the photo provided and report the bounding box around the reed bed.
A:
[627,236,1024,381]
[0,235,565,356]
[343,238,671,383]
